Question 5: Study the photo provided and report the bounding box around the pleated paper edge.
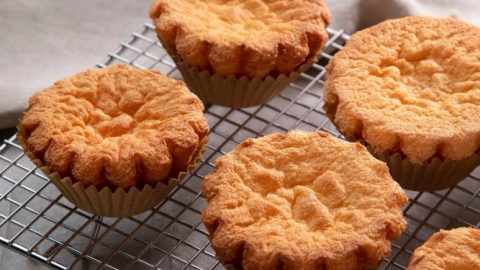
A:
[373,150,480,191]
[161,42,315,108]
[323,103,480,191]
[17,127,208,217]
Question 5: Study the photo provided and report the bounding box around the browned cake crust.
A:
[408,227,480,270]
[149,0,331,78]
[324,16,480,164]
[202,130,407,269]
[19,64,209,188]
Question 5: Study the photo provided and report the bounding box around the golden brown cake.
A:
[149,0,331,78]
[408,227,480,270]
[324,16,480,164]
[202,130,407,269]
[19,64,209,189]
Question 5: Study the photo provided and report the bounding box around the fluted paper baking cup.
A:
[17,129,207,217]
[162,44,315,108]
[322,103,480,191]
[371,150,480,191]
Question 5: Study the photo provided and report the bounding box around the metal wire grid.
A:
[0,21,479,270]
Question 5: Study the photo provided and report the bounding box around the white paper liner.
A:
[323,103,480,191]
[162,44,315,108]
[18,128,207,217]
[372,150,480,191]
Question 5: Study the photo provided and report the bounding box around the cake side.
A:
[324,16,480,164]
[19,64,209,188]
[202,130,407,269]
[150,0,331,77]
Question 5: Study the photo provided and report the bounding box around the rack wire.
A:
[0,22,479,270]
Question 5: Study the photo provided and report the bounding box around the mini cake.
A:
[324,16,480,191]
[408,227,480,270]
[150,0,331,107]
[18,64,209,216]
[202,130,407,269]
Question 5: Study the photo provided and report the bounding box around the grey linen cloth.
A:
[0,0,150,129]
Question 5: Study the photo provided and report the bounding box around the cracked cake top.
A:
[149,0,331,77]
[19,64,209,188]
[324,16,480,164]
[202,130,407,269]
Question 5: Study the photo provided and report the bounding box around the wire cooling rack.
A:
[0,22,479,270]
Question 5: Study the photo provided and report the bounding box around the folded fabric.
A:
[328,0,480,34]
